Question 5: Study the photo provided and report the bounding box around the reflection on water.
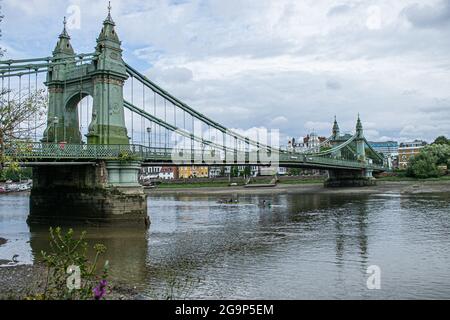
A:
[27,225,149,286]
[1,191,450,299]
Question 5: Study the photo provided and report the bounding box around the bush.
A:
[407,143,450,179]
[0,167,32,181]
[27,227,109,300]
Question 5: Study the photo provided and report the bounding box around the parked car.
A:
[0,187,6,194]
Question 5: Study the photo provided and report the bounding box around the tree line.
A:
[406,136,450,179]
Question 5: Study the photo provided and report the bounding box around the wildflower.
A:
[93,280,108,300]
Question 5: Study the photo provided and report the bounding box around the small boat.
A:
[217,198,239,204]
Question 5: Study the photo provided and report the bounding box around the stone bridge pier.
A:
[28,161,149,227]
[324,169,376,188]
[28,10,149,227]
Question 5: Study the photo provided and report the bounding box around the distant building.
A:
[159,167,178,180]
[209,167,224,178]
[222,166,259,177]
[369,141,399,156]
[179,166,209,179]
[259,166,288,176]
[369,141,399,169]
[141,166,161,176]
[288,131,328,153]
[398,140,427,169]
[140,166,161,181]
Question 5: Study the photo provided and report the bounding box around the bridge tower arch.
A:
[43,12,129,145]
[29,8,148,228]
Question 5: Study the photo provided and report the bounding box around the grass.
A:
[154,178,325,189]
[278,178,325,185]
[156,181,243,189]
[376,175,450,182]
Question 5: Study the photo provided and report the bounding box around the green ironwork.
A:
[3,141,385,172]
[42,11,129,145]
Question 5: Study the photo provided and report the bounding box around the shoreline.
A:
[146,180,450,196]
[0,264,140,300]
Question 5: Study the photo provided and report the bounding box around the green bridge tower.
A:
[43,9,129,145]
[325,116,376,187]
[30,7,148,227]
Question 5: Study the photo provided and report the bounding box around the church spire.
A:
[53,17,75,56]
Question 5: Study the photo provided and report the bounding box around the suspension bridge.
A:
[0,7,386,226]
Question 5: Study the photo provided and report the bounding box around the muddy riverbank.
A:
[0,264,140,300]
[147,180,450,196]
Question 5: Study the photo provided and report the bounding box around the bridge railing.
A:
[3,141,386,171]
[3,142,145,160]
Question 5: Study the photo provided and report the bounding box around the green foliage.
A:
[230,166,239,178]
[0,167,32,181]
[30,227,109,300]
[433,136,449,145]
[242,166,251,177]
[287,168,302,176]
[118,150,138,162]
[407,143,450,179]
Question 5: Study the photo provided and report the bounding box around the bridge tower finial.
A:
[53,16,75,56]
[60,16,70,39]
[106,1,113,23]
[355,114,366,161]
[332,116,340,140]
[97,1,120,45]
[356,114,363,138]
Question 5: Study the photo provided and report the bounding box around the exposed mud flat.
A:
[147,180,450,196]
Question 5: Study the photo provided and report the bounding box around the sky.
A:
[1,0,449,144]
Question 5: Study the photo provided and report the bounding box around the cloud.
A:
[1,0,449,145]
[327,4,352,17]
[326,79,342,90]
[150,66,194,84]
[270,116,289,127]
[402,0,450,29]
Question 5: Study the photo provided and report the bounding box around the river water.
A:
[1,190,450,299]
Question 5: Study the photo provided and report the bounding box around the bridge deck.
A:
[4,142,386,172]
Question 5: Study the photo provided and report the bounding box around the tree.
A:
[243,166,251,177]
[433,136,449,145]
[406,143,450,178]
[406,154,440,179]
[0,89,47,170]
[230,166,239,178]
[0,8,48,172]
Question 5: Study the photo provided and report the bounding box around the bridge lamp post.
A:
[52,117,59,143]
[147,127,152,150]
